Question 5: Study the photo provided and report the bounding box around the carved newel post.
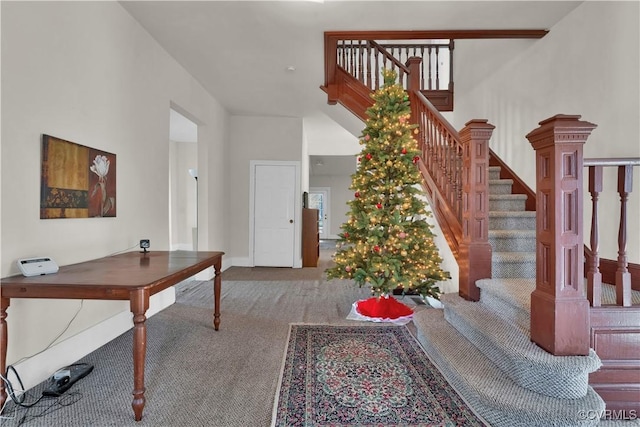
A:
[458,120,494,301]
[526,114,597,356]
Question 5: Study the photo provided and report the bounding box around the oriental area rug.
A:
[271,324,485,426]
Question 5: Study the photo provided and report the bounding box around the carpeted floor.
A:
[2,243,634,426]
[272,324,485,427]
[0,245,426,426]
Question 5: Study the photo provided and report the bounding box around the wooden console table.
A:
[0,250,224,421]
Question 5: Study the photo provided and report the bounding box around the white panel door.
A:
[254,164,296,266]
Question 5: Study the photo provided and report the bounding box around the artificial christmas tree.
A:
[326,69,450,321]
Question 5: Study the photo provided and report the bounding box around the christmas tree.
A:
[326,69,450,301]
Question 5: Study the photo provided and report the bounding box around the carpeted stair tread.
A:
[489,229,536,237]
[440,293,602,399]
[492,251,536,262]
[489,211,537,219]
[413,309,605,427]
[490,194,528,200]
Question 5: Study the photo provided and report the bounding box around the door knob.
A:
[289,219,294,223]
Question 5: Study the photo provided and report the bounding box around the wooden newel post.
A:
[406,57,423,142]
[406,57,422,94]
[324,35,339,104]
[458,119,494,301]
[526,114,597,356]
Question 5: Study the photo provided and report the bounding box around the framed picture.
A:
[40,134,116,219]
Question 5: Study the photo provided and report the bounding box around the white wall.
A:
[1,1,228,388]
[452,1,640,263]
[226,115,303,265]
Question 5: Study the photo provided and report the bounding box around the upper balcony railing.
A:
[337,39,453,90]
[323,30,549,114]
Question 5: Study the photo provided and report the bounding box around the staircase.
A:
[412,164,605,426]
[322,31,640,420]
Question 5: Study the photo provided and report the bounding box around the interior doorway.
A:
[169,107,198,251]
[309,187,330,239]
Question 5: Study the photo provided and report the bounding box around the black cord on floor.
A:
[2,366,44,408]
[1,364,87,425]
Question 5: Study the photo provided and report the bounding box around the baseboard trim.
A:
[10,287,176,394]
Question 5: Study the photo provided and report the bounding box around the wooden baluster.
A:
[430,115,437,175]
[446,139,453,203]
[420,46,425,90]
[459,119,494,301]
[526,114,596,356]
[357,41,364,82]
[451,138,457,206]
[435,46,440,90]
[615,165,632,306]
[427,46,433,90]
[456,144,463,221]
[365,43,372,89]
[437,127,444,190]
[349,40,355,76]
[587,165,603,307]
[374,51,380,90]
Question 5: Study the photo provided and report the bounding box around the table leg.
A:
[130,290,149,421]
[213,259,221,331]
[0,298,9,409]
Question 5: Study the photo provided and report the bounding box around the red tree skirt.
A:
[347,295,414,325]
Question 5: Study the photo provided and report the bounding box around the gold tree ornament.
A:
[325,69,450,299]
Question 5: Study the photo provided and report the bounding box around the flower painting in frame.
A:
[40,134,116,219]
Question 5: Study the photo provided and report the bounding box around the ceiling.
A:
[132,1,581,147]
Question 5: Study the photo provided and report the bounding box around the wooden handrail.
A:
[409,74,492,301]
[324,30,549,41]
[584,158,640,167]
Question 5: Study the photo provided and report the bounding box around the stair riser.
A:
[489,237,536,252]
[492,259,536,279]
[489,199,526,211]
[489,182,513,195]
[477,284,531,330]
[489,216,536,230]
